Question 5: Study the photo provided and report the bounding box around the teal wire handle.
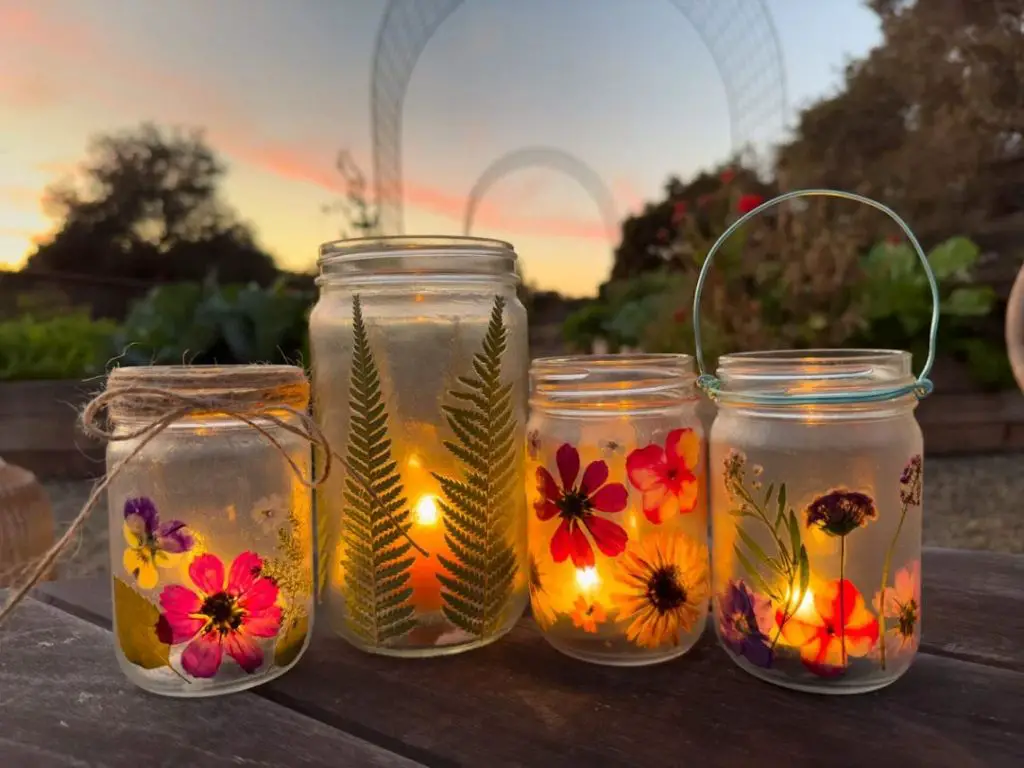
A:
[691,189,939,405]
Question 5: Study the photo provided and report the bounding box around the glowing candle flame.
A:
[408,454,422,470]
[575,566,600,593]
[415,495,439,526]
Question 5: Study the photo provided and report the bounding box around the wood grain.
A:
[0,596,422,768]
[32,547,1024,768]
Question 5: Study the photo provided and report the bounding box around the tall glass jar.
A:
[527,355,709,666]
[104,366,315,697]
[709,350,924,694]
[311,236,529,657]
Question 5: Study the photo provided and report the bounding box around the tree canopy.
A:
[24,123,278,285]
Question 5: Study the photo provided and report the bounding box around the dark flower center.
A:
[897,598,918,638]
[558,489,591,520]
[666,467,679,481]
[201,592,244,634]
[646,566,687,613]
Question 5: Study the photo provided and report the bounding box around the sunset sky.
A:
[0,0,881,296]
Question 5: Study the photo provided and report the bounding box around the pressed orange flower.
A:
[625,429,701,524]
[777,579,879,677]
[570,596,606,633]
[612,532,708,649]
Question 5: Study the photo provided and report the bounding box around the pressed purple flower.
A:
[123,497,194,589]
[718,580,773,668]
[899,454,923,507]
[805,489,878,537]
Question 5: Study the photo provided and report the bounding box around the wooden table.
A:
[3,547,1022,767]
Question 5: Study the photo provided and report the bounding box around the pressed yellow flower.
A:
[570,596,607,633]
[528,555,558,629]
[612,532,708,649]
[121,497,193,590]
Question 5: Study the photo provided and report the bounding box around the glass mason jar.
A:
[105,365,315,697]
[709,350,924,694]
[311,236,529,657]
[527,355,709,666]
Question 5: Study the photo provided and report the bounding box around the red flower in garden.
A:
[157,552,282,678]
[625,429,701,524]
[777,579,879,677]
[672,308,688,324]
[737,194,765,214]
[886,234,902,245]
[535,443,629,568]
[671,201,688,224]
[656,227,670,242]
[719,168,736,185]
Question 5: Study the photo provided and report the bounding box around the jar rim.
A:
[714,348,916,405]
[530,354,696,410]
[317,236,519,286]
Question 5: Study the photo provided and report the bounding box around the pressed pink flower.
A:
[625,429,701,524]
[535,443,629,568]
[157,551,282,678]
[874,560,921,656]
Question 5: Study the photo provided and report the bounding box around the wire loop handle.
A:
[691,189,939,405]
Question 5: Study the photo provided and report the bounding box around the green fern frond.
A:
[340,294,416,644]
[431,296,520,638]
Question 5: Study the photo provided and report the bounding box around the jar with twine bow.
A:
[0,365,332,698]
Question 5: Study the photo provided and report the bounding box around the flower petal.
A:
[569,525,596,568]
[123,497,158,532]
[123,547,158,590]
[579,460,609,497]
[675,475,699,515]
[666,428,701,471]
[641,486,670,524]
[123,517,148,548]
[589,482,628,514]
[817,578,860,627]
[555,443,580,490]
[550,520,573,563]
[584,515,628,558]
[225,631,265,673]
[157,585,206,643]
[181,631,223,678]
[189,553,225,596]
[536,466,560,504]
[243,604,283,638]
[625,445,665,491]
[534,498,560,521]
[155,521,194,554]
[228,551,263,596]
[238,577,279,613]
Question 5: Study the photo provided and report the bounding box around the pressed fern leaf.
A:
[340,294,417,644]
[432,295,520,638]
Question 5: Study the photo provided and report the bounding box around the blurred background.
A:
[1,0,1022,570]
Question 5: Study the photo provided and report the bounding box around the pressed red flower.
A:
[534,443,629,568]
[737,194,765,215]
[625,429,701,524]
[156,551,282,678]
[671,201,688,224]
[719,168,736,185]
[777,579,879,677]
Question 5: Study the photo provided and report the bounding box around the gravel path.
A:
[42,452,1024,580]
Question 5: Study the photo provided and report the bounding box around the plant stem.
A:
[878,502,909,671]
[839,535,847,668]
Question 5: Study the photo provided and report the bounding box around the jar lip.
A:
[531,354,696,408]
[319,235,514,261]
[715,348,916,403]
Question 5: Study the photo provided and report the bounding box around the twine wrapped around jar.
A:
[0,365,333,628]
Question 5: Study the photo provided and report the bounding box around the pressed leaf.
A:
[763,483,775,507]
[734,546,778,601]
[274,614,309,668]
[797,546,810,607]
[736,526,784,576]
[776,484,787,530]
[787,509,801,560]
[339,294,416,645]
[113,577,170,670]
[431,296,520,639]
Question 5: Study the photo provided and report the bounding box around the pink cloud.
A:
[0,4,614,243]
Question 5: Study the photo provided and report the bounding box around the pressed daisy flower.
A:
[612,532,709,649]
[528,554,558,630]
[157,551,282,678]
[535,443,629,568]
[570,596,606,633]
[625,428,701,524]
[122,497,193,589]
[777,578,879,677]
[874,561,921,656]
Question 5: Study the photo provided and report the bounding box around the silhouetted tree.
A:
[24,123,278,284]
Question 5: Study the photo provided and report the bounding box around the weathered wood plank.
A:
[0,596,423,768]
[32,548,1024,767]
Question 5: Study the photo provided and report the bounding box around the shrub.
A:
[0,313,117,381]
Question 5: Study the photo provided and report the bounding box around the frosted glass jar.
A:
[105,365,315,697]
[709,350,923,694]
[527,355,709,666]
[311,236,529,657]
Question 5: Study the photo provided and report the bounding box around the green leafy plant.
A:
[432,296,519,639]
[339,295,417,645]
[0,313,117,381]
